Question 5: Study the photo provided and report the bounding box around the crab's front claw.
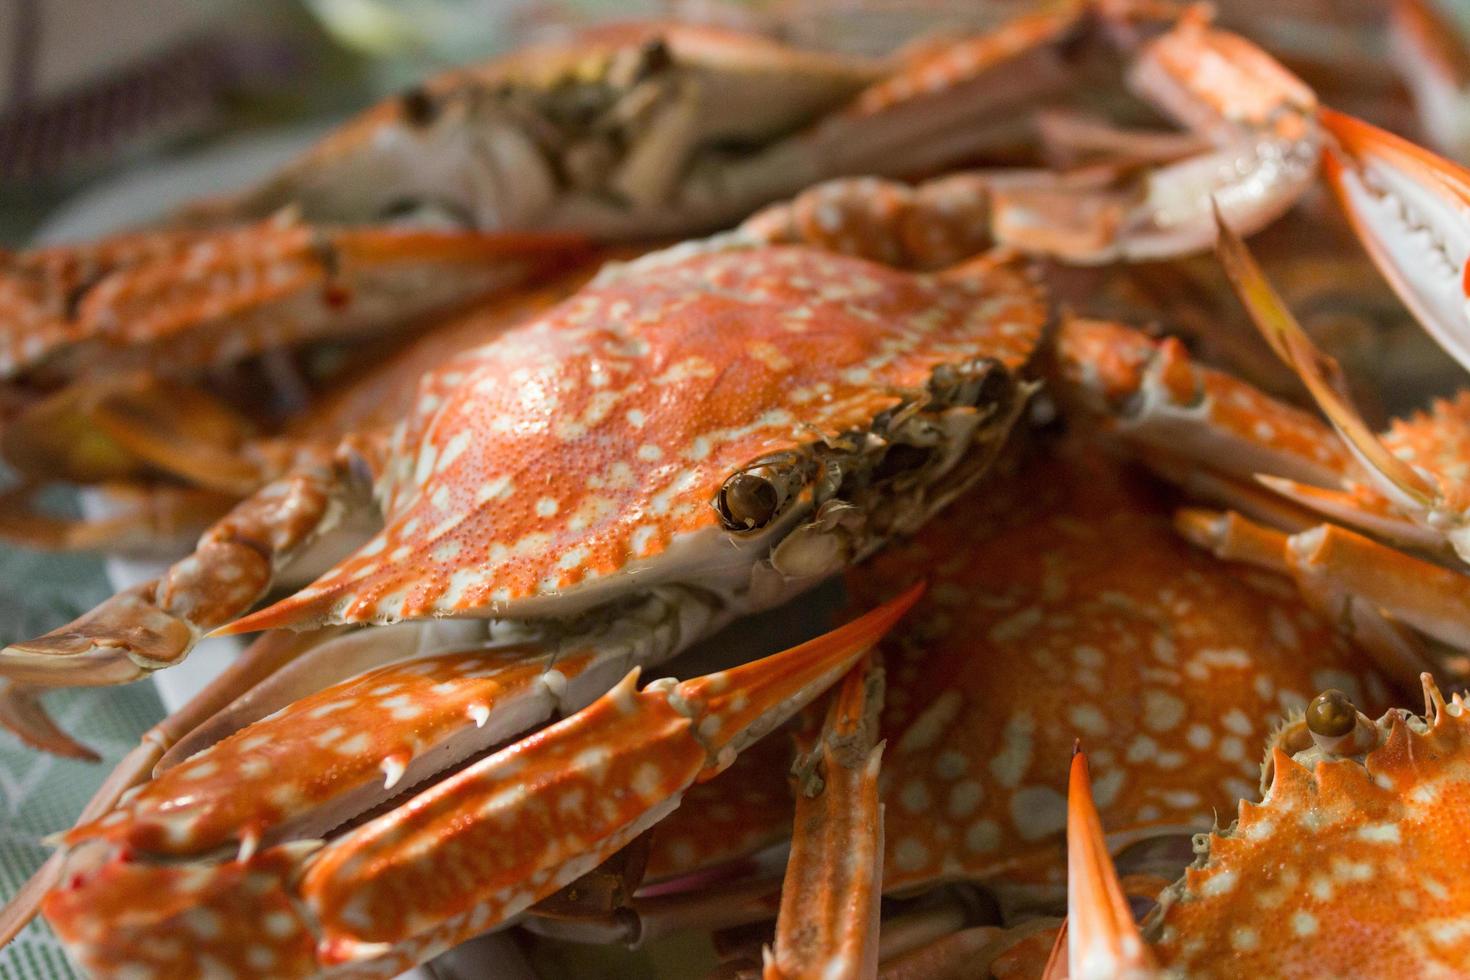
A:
[299,584,921,964]
[1064,748,1159,980]
[45,587,920,978]
[1319,107,1470,372]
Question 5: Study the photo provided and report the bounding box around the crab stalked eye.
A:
[929,356,1014,411]
[718,473,780,531]
[717,453,808,531]
[1305,689,1357,738]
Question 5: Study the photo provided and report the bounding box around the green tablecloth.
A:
[0,545,164,980]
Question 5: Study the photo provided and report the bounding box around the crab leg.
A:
[1063,747,1159,980]
[764,653,886,980]
[0,442,362,684]
[44,585,923,978]
[1053,314,1354,491]
[1176,508,1467,674]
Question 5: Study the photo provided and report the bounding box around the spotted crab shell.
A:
[1147,683,1470,975]
[232,244,1044,631]
[849,448,1393,893]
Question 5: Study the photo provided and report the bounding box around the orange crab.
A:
[4,168,1058,974]
[1064,674,1470,977]
[12,5,1470,976]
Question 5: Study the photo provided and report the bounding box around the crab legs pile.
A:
[2,1,1470,977]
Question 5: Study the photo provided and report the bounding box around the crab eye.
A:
[1305,689,1357,738]
[718,473,780,531]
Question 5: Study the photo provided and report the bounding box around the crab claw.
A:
[46,586,921,978]
[1318,107,1470,373]
[1064,745,1159,980]
[300,584,921,962]
[0,680,98,761]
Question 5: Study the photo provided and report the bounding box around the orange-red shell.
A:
[1151,693,1470,975]
[847,448,1391,891]
[235,245,1043,630]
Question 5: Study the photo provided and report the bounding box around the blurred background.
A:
[0,0,1046,245]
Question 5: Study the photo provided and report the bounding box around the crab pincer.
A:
[45,585,922,978]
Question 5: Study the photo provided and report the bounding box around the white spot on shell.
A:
[1143,690,1187,732]
[1009,785,1067,841]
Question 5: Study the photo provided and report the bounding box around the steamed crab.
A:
[0,0,1331,536]
[4,181,1052,976]
[1064,673,1470,977]
[8,4,1470,976]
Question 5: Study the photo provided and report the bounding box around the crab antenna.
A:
[1212,201,1438,511]
[1065,744,1159,980]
